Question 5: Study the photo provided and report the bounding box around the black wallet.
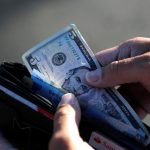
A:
[0,62,150,150]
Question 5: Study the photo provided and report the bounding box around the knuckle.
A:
[141,53,150,63]
[55,104,75,119]
[110,60,120,75]
[136,53,150,82]
[118,38,136,53]
[127,37,144,43]
[141,53,150,73]
[129,56,137,66]
[123,37,150,50]
[120,37,144,49]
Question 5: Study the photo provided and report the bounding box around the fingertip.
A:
[59,93,77,108]
[85,69,102,84]
[60,93,75,105]
[58,93,81,125]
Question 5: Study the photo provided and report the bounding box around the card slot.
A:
[0,63,55,110]
[0,63,58,117]
[0,76,55,113]
[0,89,53,130]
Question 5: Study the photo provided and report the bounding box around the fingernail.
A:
[59,93,81,125]
[58,93,77,107]
[86,69,101,83]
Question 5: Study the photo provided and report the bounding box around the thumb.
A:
[86,56,144,88]
[52,93,81,142]
[49,94,93,150]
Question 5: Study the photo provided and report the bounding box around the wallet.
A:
[0,62,150,150]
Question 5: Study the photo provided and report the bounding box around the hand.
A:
[86,37,150,119]
[49,93,94,150]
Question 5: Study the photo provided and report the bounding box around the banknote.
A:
[22,24,150,145]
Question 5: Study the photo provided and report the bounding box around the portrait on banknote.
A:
[62,66,125,121]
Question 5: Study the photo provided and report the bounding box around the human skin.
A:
[49,37,150,150]
[86,37,150,119]
[49,93,94,150]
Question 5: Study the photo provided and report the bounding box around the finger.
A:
[86,54,147,88]
[49,93,81,150]
[54,93,81,137]
[96,37,150,66]
[96,46,119,66]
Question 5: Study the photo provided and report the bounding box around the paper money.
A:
[22,24,150,145]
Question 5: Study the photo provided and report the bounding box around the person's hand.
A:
[86,37,150,119]
[49,93,94,150]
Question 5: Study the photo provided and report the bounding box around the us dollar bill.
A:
[22,24,150,145]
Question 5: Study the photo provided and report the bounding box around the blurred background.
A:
[0,0,150,124]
